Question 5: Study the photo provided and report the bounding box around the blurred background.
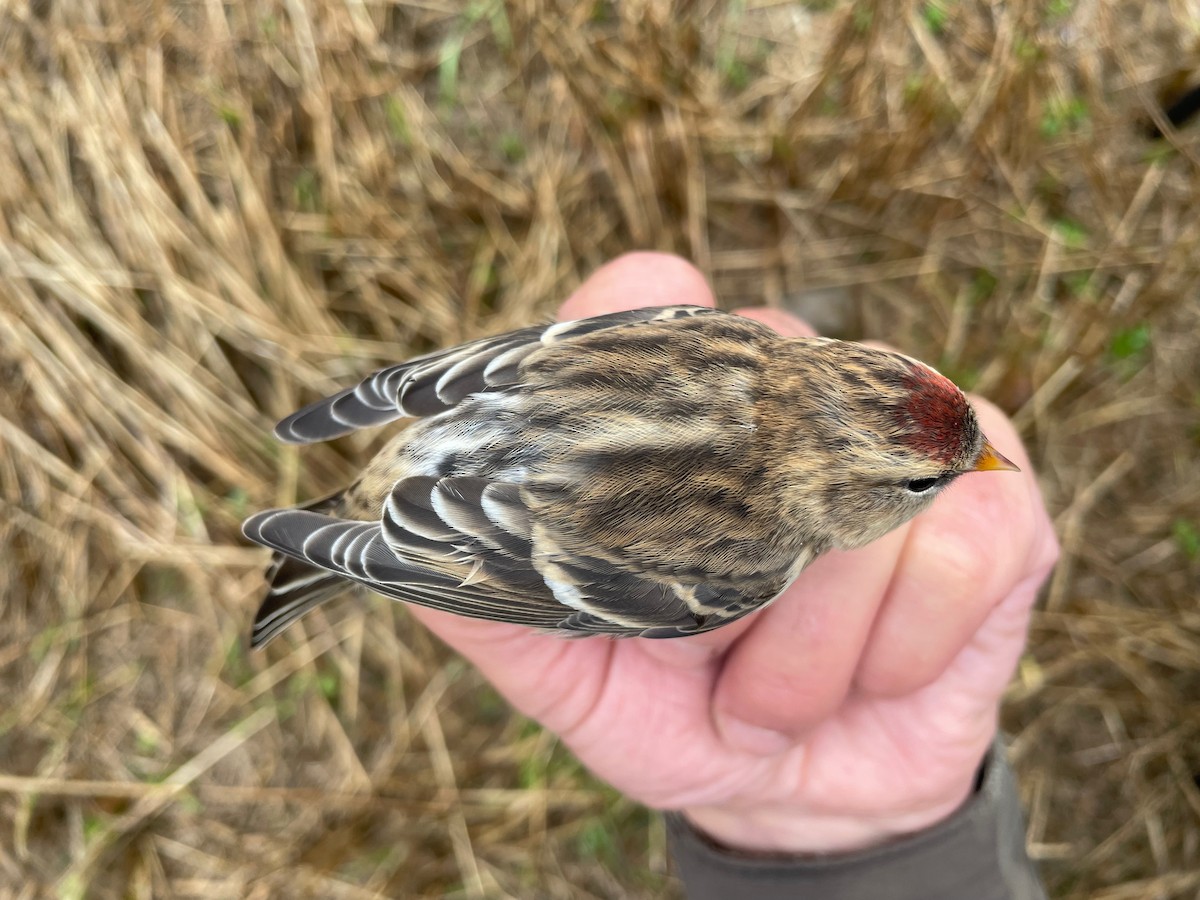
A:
[1,0,1198,897]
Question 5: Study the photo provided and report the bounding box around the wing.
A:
[242,513,568,648]
[242,471,784,643]
[275,305,721,444]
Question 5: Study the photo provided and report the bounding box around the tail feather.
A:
[247,490,353,649]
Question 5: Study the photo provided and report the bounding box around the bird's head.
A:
[761,339,1018,551]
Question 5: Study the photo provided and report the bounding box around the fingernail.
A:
[715,714,793,756]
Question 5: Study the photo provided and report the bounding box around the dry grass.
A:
[0,0,1197,897]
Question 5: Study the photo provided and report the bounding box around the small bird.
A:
[243,305,1017,648]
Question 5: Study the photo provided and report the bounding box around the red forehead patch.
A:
[897,364,973,465]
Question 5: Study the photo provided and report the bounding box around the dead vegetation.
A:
[0,0,1197,896]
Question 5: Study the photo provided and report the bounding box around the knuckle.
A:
[912,516,1003,601]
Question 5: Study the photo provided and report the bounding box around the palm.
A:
[408,253,1057,852]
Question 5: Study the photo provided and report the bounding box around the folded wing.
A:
[273,305,720,444]
[243,468,774,644]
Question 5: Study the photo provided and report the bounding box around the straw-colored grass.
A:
[1,1,1197,897]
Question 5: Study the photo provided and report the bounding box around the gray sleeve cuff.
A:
[666,739,1046,900]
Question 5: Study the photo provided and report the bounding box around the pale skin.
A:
[406,252,1060,854]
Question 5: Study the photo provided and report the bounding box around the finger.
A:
[875,512,1057,752]
[635,616,757,669]
[853,400,1046,697]
[558,252,715,320]
[405,605,617,737]
[734,306,819,338]
[709,527,909,755]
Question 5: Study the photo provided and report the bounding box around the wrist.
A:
[666,742,1047,900]
[681,770,978,856]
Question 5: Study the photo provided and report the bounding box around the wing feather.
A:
[243,506,568,632]
[273,305,719,443]
[244,466,779,642]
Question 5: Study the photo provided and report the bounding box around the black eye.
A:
[905,476,942,493]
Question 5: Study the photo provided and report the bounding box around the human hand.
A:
[406,252,1059,853]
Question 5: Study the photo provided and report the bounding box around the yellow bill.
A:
[973,440,1021,473]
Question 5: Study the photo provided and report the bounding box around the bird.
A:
[242,304,1017,648]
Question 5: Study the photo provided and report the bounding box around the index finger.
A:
[558,251,717,319]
